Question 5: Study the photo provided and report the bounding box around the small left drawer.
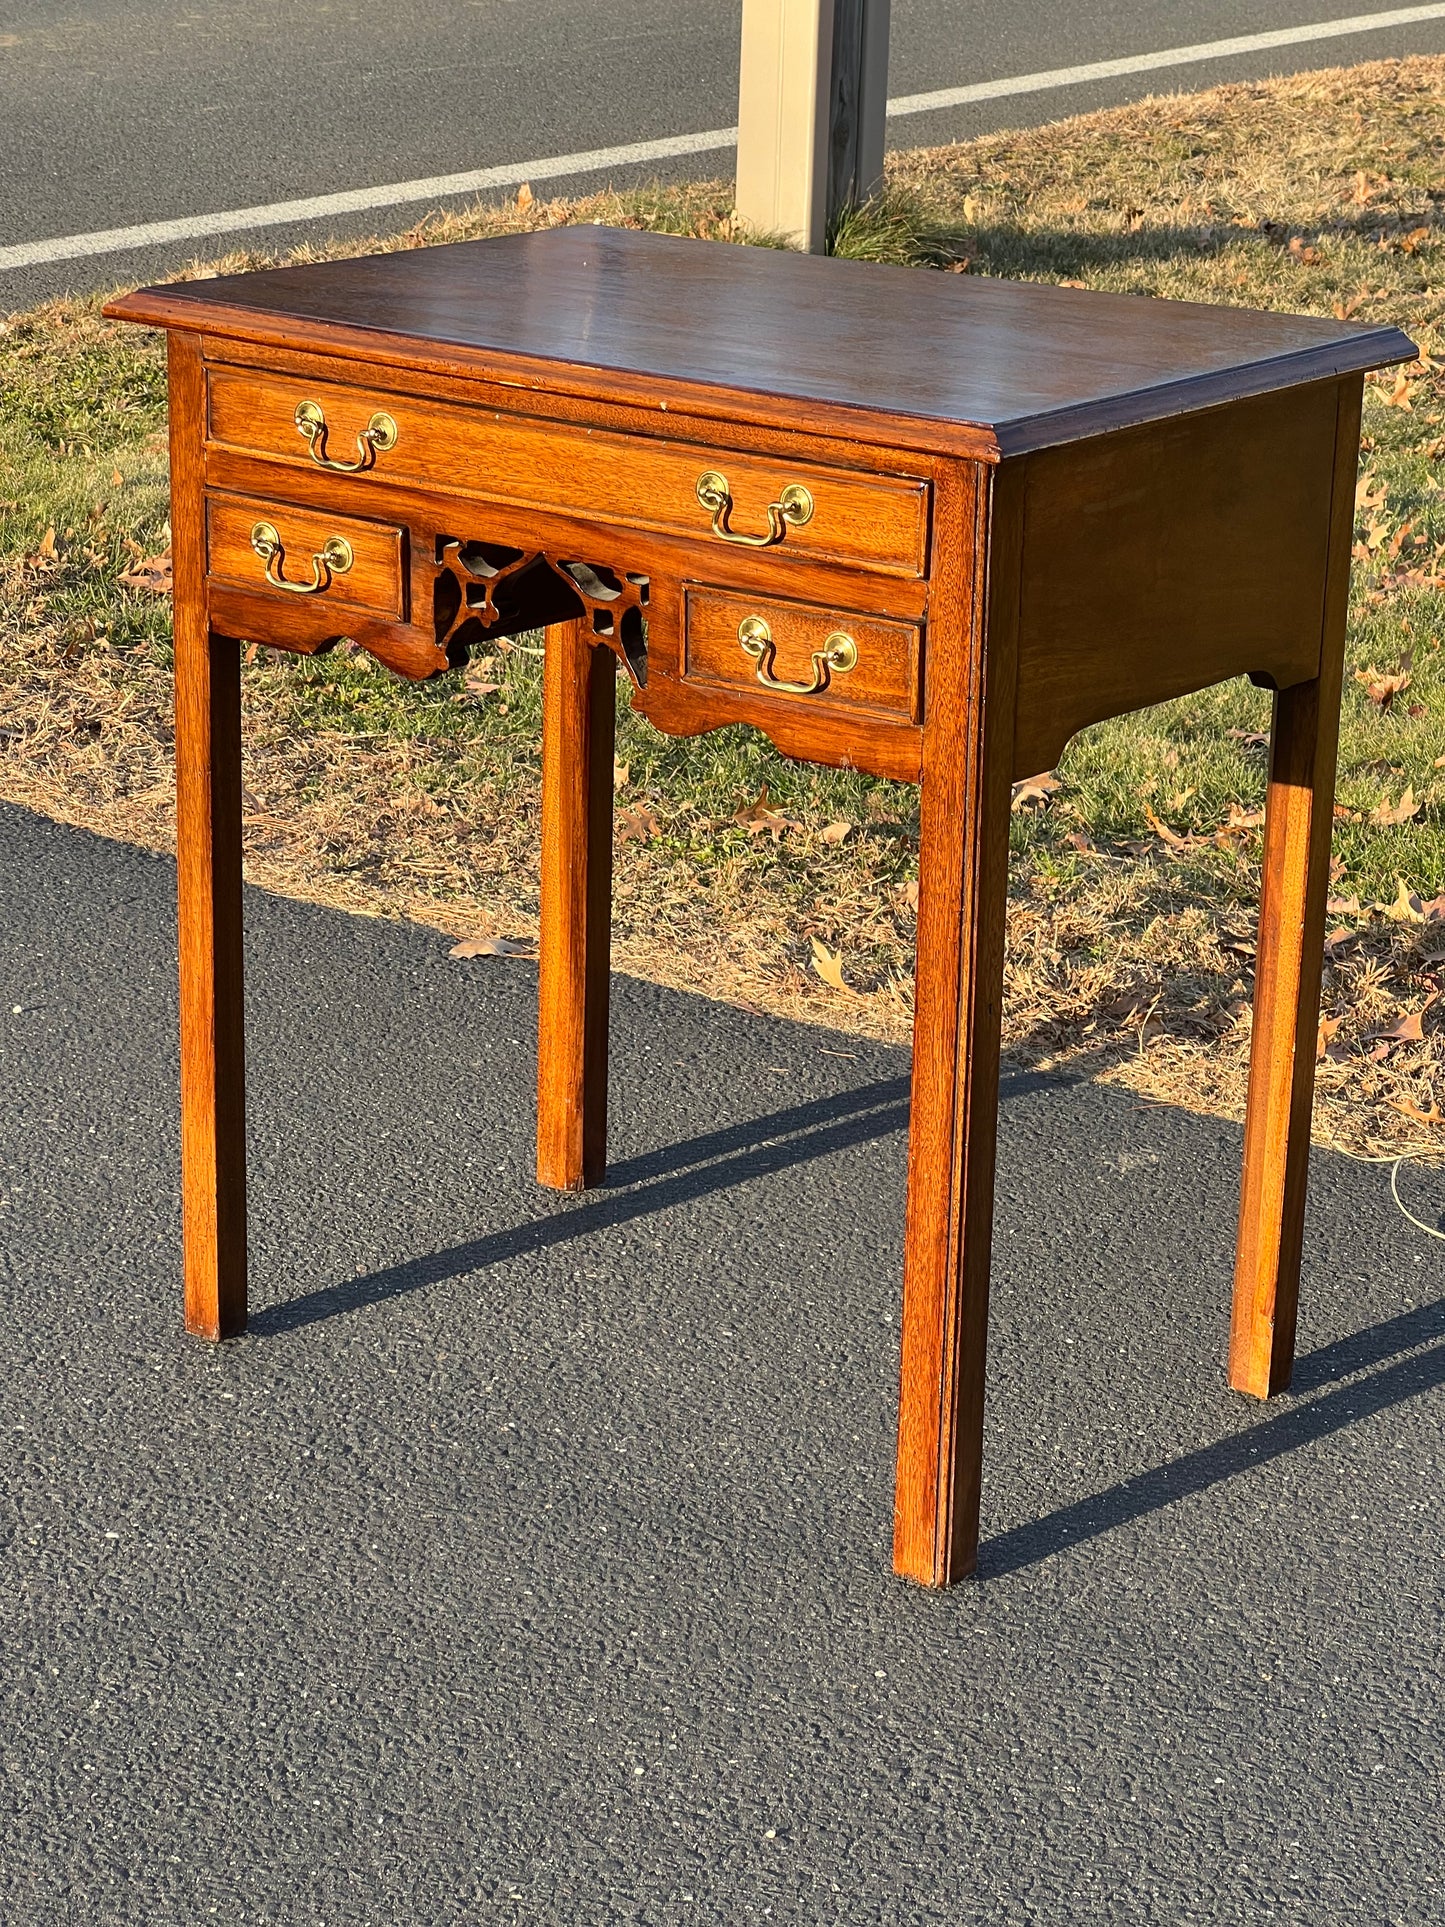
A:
[206,493,406,616]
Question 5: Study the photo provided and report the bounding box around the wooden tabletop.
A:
[108,226,1414,457]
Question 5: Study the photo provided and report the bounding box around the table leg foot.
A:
[538,618,615,1191]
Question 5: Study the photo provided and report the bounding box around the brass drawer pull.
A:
[293,398,399,473]
[249,520,354,596]
[737,615,858,694]
[695,469,813,548]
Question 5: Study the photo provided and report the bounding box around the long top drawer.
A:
[206,366,930,579]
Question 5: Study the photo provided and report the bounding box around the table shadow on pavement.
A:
[1,803,1440,1927]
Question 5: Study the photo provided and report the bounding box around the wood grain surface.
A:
[892,457,1019,1588]
[105,228,1414,459]
[206,492,406,617]
[682,583,920,721]
[537,622,616,1191]
[1010,380,1342,778]
[170,333,249,1341]
[1229,377,1366,1399]
[206,363,930,578]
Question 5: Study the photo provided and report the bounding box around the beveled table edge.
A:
[102,286,1415,464]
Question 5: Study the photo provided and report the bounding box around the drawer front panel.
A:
[683,585,921,723]
[206,493,405,616]
[207,367,930,578]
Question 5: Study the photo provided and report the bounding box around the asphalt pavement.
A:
[0,796,1441,1922]
[6,2,1445,308]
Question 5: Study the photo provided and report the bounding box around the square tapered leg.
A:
[892,462,1018,1586]
[170,333,248,1339]
[537,620,616,1191]
[1231,381,1362,1396]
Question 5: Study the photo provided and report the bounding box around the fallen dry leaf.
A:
[1397,1096,1444,1123]
[899,879,919,914]
[1382,369,1415,408]
[1144,804,1195,851]
[1102,992,1146,1023]
[615,803,660,845]
[516,181,534,209]
[1011,771,1061,811]
[820,820,853,846]
[25,527,60,571]
[1355,468,1388,514]
[1370,788,1421,827]
[1376,997,1436,1045]
[733,785,800,840]
[117,550,172,595]
[1327,894,1362,916]
[1219,802,1266,836]
[1227,727,1270,749]
[1356,520,1388,558]
[613,760,630,790]
[810,936,851,993]
[1354,658,1412,707]
[1378,879,1426,922]
[1317,1013,1344,1060]
[449,935,537,959]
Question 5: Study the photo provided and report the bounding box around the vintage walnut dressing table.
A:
[105,229,1411,1586]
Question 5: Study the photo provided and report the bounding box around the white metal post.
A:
[736,0,891,253]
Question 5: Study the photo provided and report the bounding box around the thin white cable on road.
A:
[3,4,1445,274]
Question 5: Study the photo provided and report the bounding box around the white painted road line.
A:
[0,127,741,275]
[887,4,1445,116]
[3,4,1445,276]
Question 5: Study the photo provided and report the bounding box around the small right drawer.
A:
[682,585,922,723]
